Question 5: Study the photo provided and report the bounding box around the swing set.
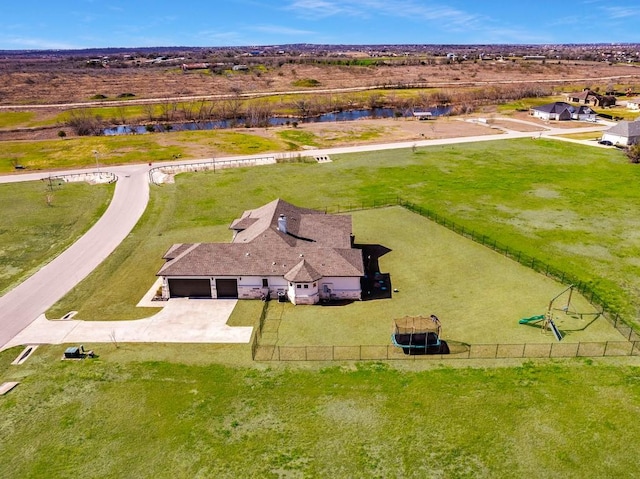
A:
[518,285,583,341]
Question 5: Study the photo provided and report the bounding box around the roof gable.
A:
[284,259,323,282]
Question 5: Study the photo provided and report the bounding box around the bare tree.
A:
[245,100,273,127]
[66,108,104,136]
[142,103,155,122]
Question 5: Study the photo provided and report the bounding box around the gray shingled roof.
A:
[605,120,640,138]
[158,199,364,279]
[284,259,323,282]
[230,198,352,248]
[532,102,593,115]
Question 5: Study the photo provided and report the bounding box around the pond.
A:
[103,106,452,135]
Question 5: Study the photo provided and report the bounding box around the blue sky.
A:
[1,0,639,50]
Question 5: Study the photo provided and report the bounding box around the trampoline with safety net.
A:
[391,315,449,355]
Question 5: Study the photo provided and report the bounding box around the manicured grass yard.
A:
[1,345,640,478]
[273,207,620,348]
[0,181,113,295]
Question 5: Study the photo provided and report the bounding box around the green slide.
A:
[518,314,545,324]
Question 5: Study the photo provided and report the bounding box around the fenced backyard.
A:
[250,199,640,361]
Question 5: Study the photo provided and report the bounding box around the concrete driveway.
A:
[1,299,252,350]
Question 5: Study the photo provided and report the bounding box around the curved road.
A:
[0,164,150,348]
[0,118,609,349]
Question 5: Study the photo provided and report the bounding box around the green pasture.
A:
[0,181,113,295]
[496,96,561,113]
[0,111,36,129]
[593,105,640,121]
[0,136,184,173]
[2,345,640,478]
[557,132,604,141]
[0,131,288,173]
[48,138,640,331]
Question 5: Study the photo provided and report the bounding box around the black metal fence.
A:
[254,341,640,361]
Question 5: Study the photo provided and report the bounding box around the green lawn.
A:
[0,181,113,295]
[273,207,619,348]
[1,345,640,478]
[49,138,640,329]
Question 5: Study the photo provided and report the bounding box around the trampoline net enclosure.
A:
[392,316,441,348]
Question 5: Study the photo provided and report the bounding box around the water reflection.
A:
[104,106,451,136]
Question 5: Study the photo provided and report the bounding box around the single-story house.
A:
[530,102,597,122]
[157,199,364,305]
[412,110,433,120]
[565,90,600,105]
[181,63,210,71]
[626,98,640,111]
[565,90,616,107]
[601,120,640,146]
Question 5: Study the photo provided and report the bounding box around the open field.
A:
[2,344,640,478]
[0,181,113,295]
[0,116,500,173]
[2,58,639,105]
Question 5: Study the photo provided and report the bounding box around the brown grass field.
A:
[1,59,639,105]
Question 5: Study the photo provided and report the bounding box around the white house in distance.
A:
[601,120,640,146]
[157,199,364,305]
[626,98,640,111]
[530,102,597,122]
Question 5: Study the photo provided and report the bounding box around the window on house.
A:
[303,284,309,289]
[262,278,268,288]
[296,284,301,289]
[313,283,316,287]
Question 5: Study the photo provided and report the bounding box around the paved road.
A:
[0,163,150,348]
[0,119,610,349]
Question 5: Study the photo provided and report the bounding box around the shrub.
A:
[292,78,321,88]
[627,144,640,164]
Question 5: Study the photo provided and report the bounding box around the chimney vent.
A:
[277,214,287,234]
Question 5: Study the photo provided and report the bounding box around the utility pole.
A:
[93,150,100,174]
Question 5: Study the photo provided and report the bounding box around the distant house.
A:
[626,98,640,111]
[601,120,640,146]
[412,110,433,120]
[565,90,600,105]
[181,63,210,71]
[157,199,364,305]
[530,102,596,122]
[565,90,616,108]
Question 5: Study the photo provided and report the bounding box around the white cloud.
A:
[2,36,79,50]
[252,24,315,35]
[288,0,483,28]
[601,6,640,19]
